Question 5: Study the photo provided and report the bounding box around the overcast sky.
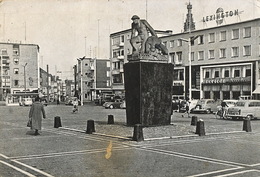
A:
[0,0,259,79]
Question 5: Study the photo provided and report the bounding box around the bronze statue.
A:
[130,15,168,61]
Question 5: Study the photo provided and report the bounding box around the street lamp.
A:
[180,35,200,99]
[23,63,28,97]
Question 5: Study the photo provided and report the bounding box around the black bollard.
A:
[133,124,144,142]
[86,120,95,134]
[243,119,252,132]
[195,119,205,136]
[191,116,198,126]
[108,115,114,124]
[54,116,62,128]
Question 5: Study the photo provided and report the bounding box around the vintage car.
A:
[226,100,260,120]
[191,99,221,114]
[19,98,33,106]
[104,99,123,109]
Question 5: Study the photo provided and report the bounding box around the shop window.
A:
[244,27,251,38]
[232,29,239,39]
[234,70,240,77]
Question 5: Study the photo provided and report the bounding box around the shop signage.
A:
[202,8,239,25]
[203,77,251,84]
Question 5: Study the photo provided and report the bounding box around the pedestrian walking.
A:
[72,98,79,113]
[182,99,191,118]
[29,96,46,135]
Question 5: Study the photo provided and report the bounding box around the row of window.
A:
[1,49,19,56]
[169,45,253,62]
[166,26,252,47]
[204,68,251,79]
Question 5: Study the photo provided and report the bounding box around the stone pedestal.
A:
[124,61,174,126]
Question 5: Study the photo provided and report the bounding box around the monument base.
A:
[124,61,174,126]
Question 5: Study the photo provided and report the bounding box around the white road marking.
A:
[216,169,260,177]
[186,167,243,177]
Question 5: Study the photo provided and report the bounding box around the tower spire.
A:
[184,2,195,32]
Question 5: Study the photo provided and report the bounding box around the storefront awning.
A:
[253,86,260,94]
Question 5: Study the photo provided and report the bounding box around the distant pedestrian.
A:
[29,96,46,135]
[57,98,60,105]
[182,99,190,118]
[72,98,79,113]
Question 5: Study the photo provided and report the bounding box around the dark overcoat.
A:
[29,101,46,130]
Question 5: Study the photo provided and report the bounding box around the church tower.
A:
[184,2,195,32]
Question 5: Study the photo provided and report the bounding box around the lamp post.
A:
[23,63,27,97]
[180,35,200,99]
[77,57,85,106]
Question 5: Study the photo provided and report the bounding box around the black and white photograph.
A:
[0,0,260,176]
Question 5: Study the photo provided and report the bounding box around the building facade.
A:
[0,43,40,102]
[161,18,260,100]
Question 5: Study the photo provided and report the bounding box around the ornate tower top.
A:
[184,2,195,32]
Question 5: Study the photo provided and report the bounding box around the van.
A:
[20,98,33,106]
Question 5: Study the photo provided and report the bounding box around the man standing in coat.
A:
[29,96,46,135]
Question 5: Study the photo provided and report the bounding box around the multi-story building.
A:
[109,29,173,96]
[0,43,40,102]
[161,17,260,100]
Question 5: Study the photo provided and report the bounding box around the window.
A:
[85,63,88,66]
[14,58,19,64]
[220,31,226,41]
[170,40,174,47]
[163,41,167,47]
[1,49,7,55]
[14,80,19,86]
[14,68,19,74]
[107,80,110,87]
[245,69,251,77]
[106,61,110,67]
[224,70,230,77]
[234,70,240,77]
[106,71,110,77]
[208,50,215,59]
[243,45,251,56]
[214,70,220,78]
[220,48,226,58]
[198,35,204,44]
[232,29,239,39]
[191,52,195,61]
[177,39,182,46]
[121,35,124,43]
[209,33,215,43]
[176,52,182,62]
[231,47,239,57]
[205,71,210,78]
[198,51,204,60]
[169,53,175,63]
[13,49,19,56]
[244,27,251,38]
[179,70,184,80]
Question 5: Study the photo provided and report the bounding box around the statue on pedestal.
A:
[129,15,168,62]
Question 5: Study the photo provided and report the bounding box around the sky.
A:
[0,0,259,79]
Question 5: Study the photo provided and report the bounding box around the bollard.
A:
[86,120,95,134]
[108,115,114,124]
[132,124,144,142]
[54,116,62,128]
[191,116,198,126]
[243,119,252,132]
[195,119,205,136]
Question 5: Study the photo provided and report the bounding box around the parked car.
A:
[226,100,260,120]
[191,99,221,114]
[104,99,123,109]
[19,98,33,106]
